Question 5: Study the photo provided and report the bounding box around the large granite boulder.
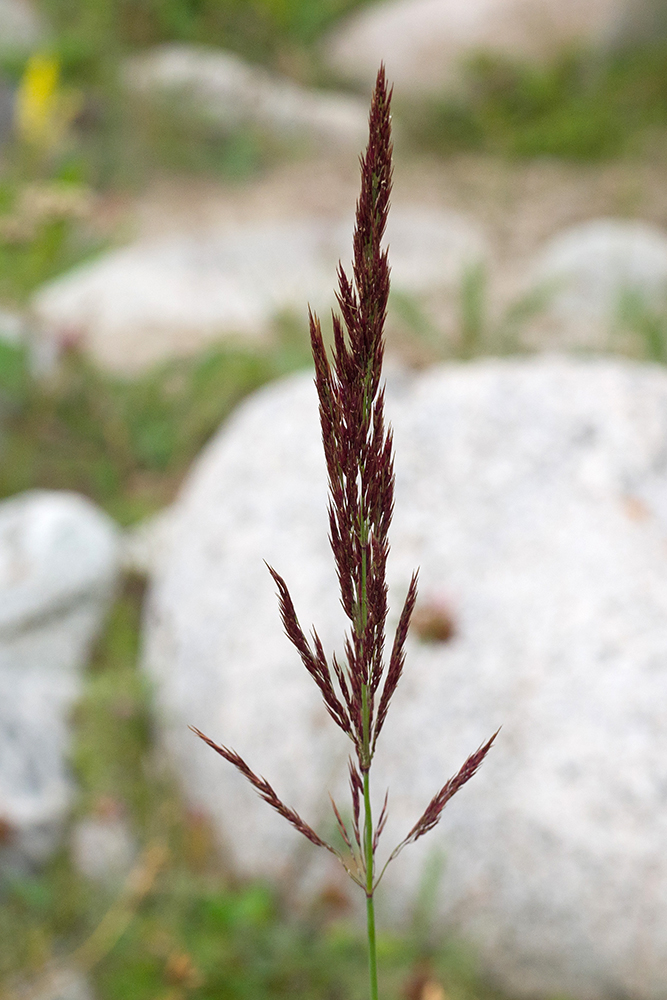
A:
[31,207,487,374]
[0,491,120,868]
[324,0,627,97]
[145,354,667,999]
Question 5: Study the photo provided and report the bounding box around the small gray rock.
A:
[71,812,137,884]
[124,44,368,150]
[323,0,627,97]
[0,0,43,54]
[145,355,667,999]
[0,307,25,345]
[31,207,487,374]
[121,508,177,577]
[0,491,120,868]
[11,967,93,1000]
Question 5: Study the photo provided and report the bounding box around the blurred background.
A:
[3,0,667,998]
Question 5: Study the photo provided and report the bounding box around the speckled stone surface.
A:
[145,354,667,999]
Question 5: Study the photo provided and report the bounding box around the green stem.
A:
[359,440,377,998]
[360,532,368,636]
[364,765,379,1000]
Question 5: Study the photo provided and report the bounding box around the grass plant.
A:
[192,67,497,1000]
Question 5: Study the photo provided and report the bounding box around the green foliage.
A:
[0,216,96,302]
[615,286,667,362]
[36,0,370,72]
[94,881,367,1000]
[109,97,276,190]
[407,44,667,161]
[0,331,312,525]
[0,338,30,408]
[459,262,487,359]
[0,176,103,303]
[72,590,153,821]
[390,268,552,362]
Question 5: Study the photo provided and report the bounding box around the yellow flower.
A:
[15,53,80,151]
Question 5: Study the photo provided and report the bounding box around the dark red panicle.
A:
[192,65,497,880]
[272,64,417,770]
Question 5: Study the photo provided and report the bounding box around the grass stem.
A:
[364,768,379,1000]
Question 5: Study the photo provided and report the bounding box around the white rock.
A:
[30,222,337,373]
[0,0,43,53]
[71,813,137,884]
[124,44,368,150]
[324,0,627,96]
[0,491,120,867]
[121,507,177,576]
[145,355,667,1000]
[0,307,25,345]
[12,967,94,1000]
[527,219,667,348]
[31,207,487,374]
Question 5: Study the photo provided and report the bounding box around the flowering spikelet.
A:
[191,726,335,854]
[387,730,500,862]
[305,64,399,772]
